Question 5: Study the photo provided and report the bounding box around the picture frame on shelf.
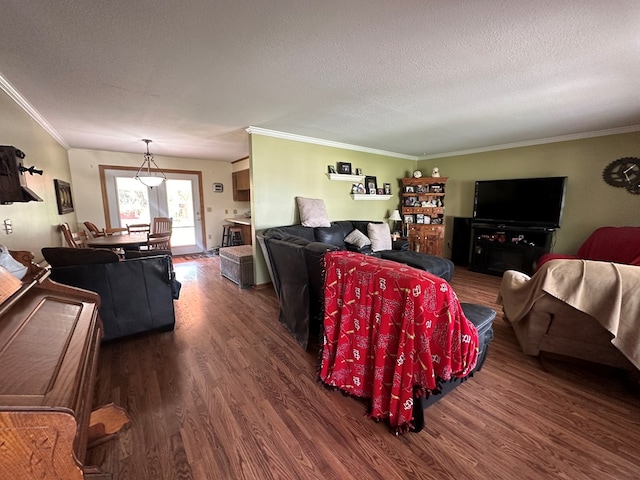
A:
[352,183,366,194]
[404,196,417,206]
[416,184,428,193]
[404,214,414,224]
[383,183,391,195]
[376,188,384,195]
[328,165,336,174]
[54,179,74,215]
[430,184,444,193]
[404,185,415,193]
[364,175,377,194]
[416,213,425,224]
[355,168,362,175]
[337,162,352,175]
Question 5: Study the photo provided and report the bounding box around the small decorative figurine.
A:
[431,167,440,177]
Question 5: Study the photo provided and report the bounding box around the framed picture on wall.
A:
[337,162,352,175]
[54,179,74,215]
[364,175,377,194]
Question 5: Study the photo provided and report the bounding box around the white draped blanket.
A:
[498,259,640,370]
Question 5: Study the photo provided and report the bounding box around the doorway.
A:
[100,166,205,255]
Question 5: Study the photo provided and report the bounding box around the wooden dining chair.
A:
[147,217,173,251]
[59,223,88,248]
[146,232,172,251]
[84,221,105,238]
[85,221,127,238]
[106,227,128,235]
[152,217,173,235]
[127,223,151,235]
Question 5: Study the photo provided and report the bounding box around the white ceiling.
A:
[1,1,639,162]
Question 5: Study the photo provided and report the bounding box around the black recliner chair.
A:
[42,247,178,342]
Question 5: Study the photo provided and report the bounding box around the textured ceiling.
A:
[1,1,639,161]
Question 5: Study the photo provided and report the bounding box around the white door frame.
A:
[99,165,206,254]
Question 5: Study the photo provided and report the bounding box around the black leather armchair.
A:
[258,220,445,349]
[42,247,177,342]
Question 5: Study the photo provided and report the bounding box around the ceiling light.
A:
[135,139,166,187]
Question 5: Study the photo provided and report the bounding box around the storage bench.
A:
[220,245,254,288]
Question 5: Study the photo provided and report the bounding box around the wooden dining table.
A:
[85,233,150,249]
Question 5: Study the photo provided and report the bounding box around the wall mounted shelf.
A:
[326,173,363,182]
[351,194,393,201]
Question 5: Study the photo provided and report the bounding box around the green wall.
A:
[250,134,415,284]
[417,132,640,257]
[0,89,75,260]
[250,130,640,286]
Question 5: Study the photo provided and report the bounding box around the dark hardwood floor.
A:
[87,256,640,479]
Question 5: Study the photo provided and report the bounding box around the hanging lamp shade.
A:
[135,139,166,187]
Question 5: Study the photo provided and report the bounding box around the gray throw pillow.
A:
[344,229,371,248]
[296,197,331,227]
[367,223,392,252]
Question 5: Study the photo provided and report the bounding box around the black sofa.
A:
[258,221,495,426]
[42,247,178,342]
[257,220,455,349]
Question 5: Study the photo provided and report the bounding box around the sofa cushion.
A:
[263,225,316,242]
[367,223,392,252]
[315,224,347,248]
[296,197,331,227]
[42,247,119,267]
[379,250,454,282]
[344,229,371,249]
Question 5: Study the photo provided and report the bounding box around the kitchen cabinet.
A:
[232,169,250,201]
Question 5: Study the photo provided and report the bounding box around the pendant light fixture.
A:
[135,139,166,187]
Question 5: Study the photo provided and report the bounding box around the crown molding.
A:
[246,126,418,160]
[0,72,69,149]
[418,125,640,160]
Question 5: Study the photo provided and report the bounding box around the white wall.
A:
[68,149,248,250]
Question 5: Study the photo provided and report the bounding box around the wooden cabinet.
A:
[401,177,447,256]
[0,252,128,479]
[236,223,252,245]
[232,169,250,201]
[407,224,445,256]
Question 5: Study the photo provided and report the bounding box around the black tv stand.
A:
[469,224,554,276]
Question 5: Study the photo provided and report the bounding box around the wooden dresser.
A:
[0,251,124,479]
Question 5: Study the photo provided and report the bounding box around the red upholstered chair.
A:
[536,226,640,271]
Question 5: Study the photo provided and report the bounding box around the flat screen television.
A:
[473,176,567,229]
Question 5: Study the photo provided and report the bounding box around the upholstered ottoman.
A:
[412,302,496,431]
[220,245,254,288]
[379,250,455,281]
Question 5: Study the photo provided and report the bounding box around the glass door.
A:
[103,168,204,255]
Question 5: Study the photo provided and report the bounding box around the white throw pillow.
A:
[344,229,371,248]
[296,197,331,227]
[367,223,392,252]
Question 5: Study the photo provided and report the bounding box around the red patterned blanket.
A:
[319,251,478,433]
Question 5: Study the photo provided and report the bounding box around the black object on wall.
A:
[451,217,472,266]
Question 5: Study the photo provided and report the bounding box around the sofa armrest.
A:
[536,253,579,270]
[392,239,409,251]
[345,243,373,255]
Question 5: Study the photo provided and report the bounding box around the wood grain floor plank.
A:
[86,256,640,479]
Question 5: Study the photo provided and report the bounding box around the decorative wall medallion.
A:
[602,157,640,194]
